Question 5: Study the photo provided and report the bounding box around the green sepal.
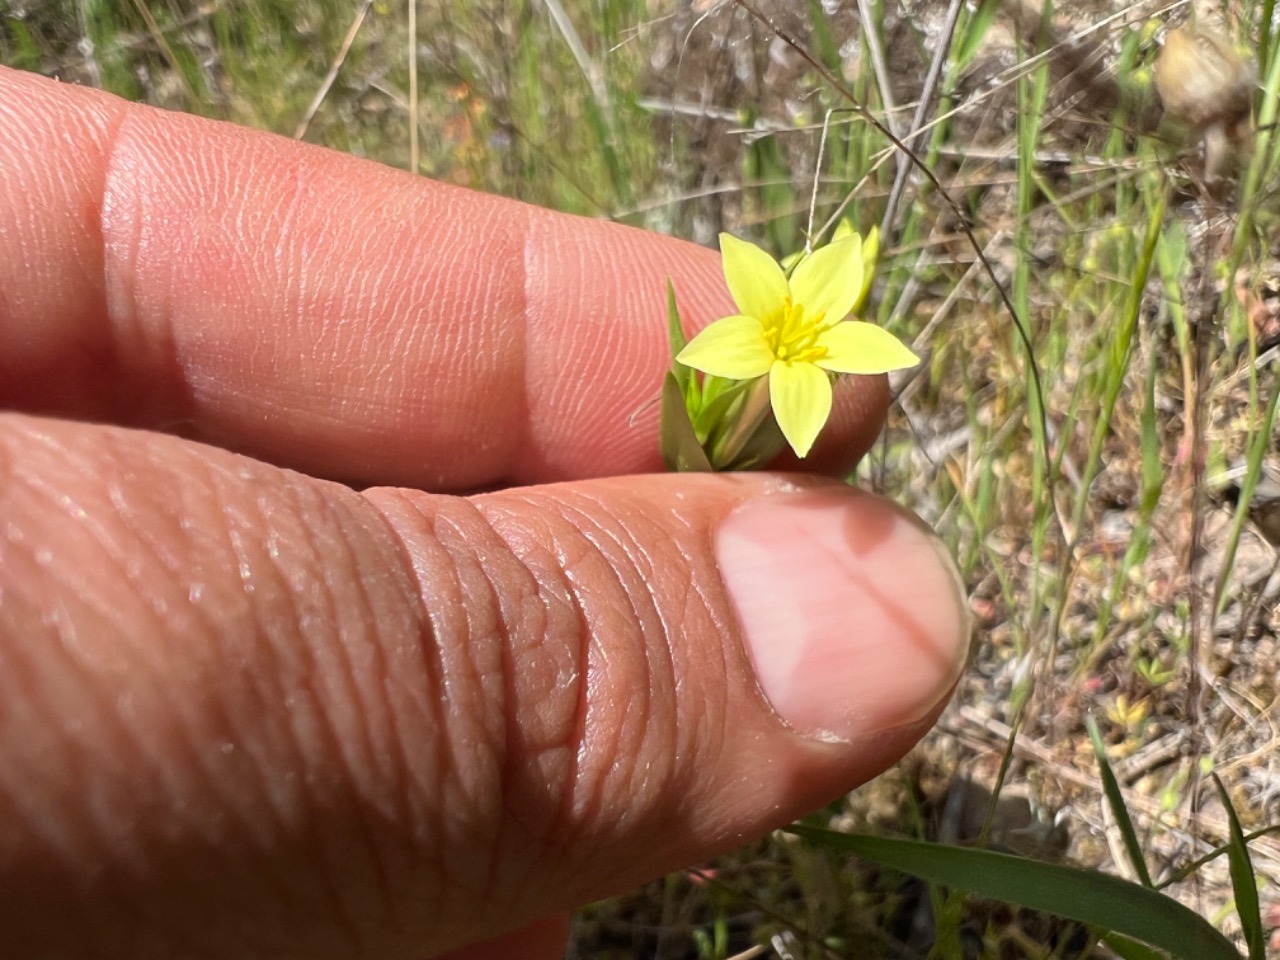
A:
[659,371,713,472]
[691,375,750,442]
[701,376,787,471]
[665,279,694,401]
[717,415,787,471]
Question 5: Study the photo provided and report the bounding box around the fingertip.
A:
[717,485,968,742]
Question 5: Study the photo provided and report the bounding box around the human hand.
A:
[0,67,968,959]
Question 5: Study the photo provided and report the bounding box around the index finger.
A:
[0,68,888,489]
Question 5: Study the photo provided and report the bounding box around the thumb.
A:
[0,414,968,959]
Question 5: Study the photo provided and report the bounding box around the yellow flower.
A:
[676,232,917,458]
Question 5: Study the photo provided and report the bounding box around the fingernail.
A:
[717,487,968,742]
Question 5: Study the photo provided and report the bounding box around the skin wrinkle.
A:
[309,508,419,937]
[0,590,93,882]
[361,491,519,925]
[448,499,584,934]
[347,490,462,933]
[481,498,592,748]
[180,466,319,928]
[214,522,309,867]
[537,500,655,846]
[459,501,572,762]
[5,543,90,912]
[480,514,584,890]
[549,493,659,817]
[220,468,446,955]
[309,487,422,935]
[581,491,687,823]
[254,480,397,948]
[104,494,249,886]
[90,442,363,957]
[127,448,350,949]
[348,517,440,939]
[496,488,688,893]
[218,496,335,905]
[247,479,372,944]
[425,502,536,915]
[452,494,593,917]
[524,524,595,900]
[2,436,259,953]
[115,449,309,876]
[16,452,186,881]
[632,531,690,814]
[349,493,449,857]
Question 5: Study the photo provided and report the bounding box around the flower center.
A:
[764,296,827,364]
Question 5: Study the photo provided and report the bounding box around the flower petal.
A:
[720,233,788,322]
[853,226,879,313]
[677,314,775,379]
[769,360,832,458]
[814,321,919,374]
[789,234,862,326]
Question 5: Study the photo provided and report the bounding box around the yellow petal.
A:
[720,233,788,323]
[860,225,880,274]
[676,314,775,379]
[769,360,832,458]
[814,320,918,374]
[789,234,862,327]
[853,226,879,313]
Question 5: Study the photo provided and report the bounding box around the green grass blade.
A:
[950,0,1001,71]
[1212,774,1264,960]
[803,0,841,71]
[786,826,1241,960]
[1159,824,1280,890]
[1087,715,1154,888]
[1263,0,1277,72]
[1138,345,1163,516]
[1215,384,1280,617]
